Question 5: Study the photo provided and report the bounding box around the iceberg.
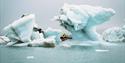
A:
[0,4,117,47]
[1,14,62,47]
[102,26,125,42]
[54,4,115,41]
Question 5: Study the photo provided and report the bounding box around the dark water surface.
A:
[0,43,125,63]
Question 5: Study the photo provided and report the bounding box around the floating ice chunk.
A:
[54,4,115,41]
[102,27,125,42]
[95,49,109,52]
[26,56,34,59]
[3,14,35,42]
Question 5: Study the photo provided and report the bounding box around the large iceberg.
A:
[2,14,58,47]
[54,4,115,41]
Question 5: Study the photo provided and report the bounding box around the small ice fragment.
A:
[95,49,109,52]
[61,44,71,48]
[26,56,34,59]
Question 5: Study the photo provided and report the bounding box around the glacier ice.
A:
[0,36,10,45]
[31,31,44,40]
[122,25,125,33]
[28,36,56,47]
[102,26,125,42]
[2,14,59,47]
[0,4,118,47]
[3,14,36,42]
[54,3,115,41]
[44,27,63,44]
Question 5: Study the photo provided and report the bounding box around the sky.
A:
[0,0,125,35]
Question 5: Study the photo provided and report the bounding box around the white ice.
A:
[0,4,118,47]
[1,14,61,47]
[44,27,63,44]
[102,26,125,42]
[3,14,35,42]
[28,36,56,47]
[0,36,10,45]
[54,3,115,41]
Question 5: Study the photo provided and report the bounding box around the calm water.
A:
[0,42,125,63]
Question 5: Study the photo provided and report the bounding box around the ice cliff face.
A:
[54,4,115,41]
